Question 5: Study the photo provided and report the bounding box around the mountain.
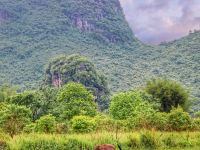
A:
[0,0,199,109]
[0,0,142,90]
[158,31,200,110]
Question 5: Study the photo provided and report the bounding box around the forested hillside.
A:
[0,0,199,109]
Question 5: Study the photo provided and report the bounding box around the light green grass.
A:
[2,131,200,150]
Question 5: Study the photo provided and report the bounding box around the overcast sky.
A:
[119,0,200,44]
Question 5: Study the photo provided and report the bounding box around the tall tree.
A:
[57,82,97,120]
[145,79,190,112]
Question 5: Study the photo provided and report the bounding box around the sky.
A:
[119,0,200,44]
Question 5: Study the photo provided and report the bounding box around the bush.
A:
[95,114,128,132]
[191,118,200,130]
[162,135,177,147]
[168,107,192,131]
[71,116,97,133]
[35,114,56,133]
[109,91,154,120]
[0,104,31,137]
[140,131,159,148]
[127,135,140,148]
[56,122,69,134]
[23,123,36,133]
[148,112,168,131]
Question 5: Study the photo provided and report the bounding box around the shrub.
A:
[71,116,97,133]
[95,115,128,132]
[191,118,200,130]
[127,135,140,148]
[23,123,36,133]
[56,122,69,134]
[162,135,177,147]
[109,91,154,120]
[35,114,56,133]
[140,131,159,148]
[149,112,168,131]
[0,104,31,137]
[168,107,192,131]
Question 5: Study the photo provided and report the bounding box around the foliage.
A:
[109,91,155,120]
[168,107,192,131]
[95,114,128,132]
[0,104,31,137]
[35,114,56,134]
[0,84,17,102]
[10,91,42,121]
[6,132,200,150]
[194,111,200,118]
[146,79,190,112]
[71,115,97,133]
[140,131,159,148]
[10,87,58,121]
[38,86,59,117]
[0,0,199,111]
[23,123,36,134]
[57,82,97,120]
[45,54,110,110]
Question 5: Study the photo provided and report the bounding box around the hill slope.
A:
[0,0,199,109]
[0,0,142,89]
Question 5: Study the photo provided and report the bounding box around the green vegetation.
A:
[0,104,31,137]
[45,54,110,110]
[57,82,97,120]
[0,0,200,149]
[145,79,190,112]
[0,77,200,149]
[71,115,97,133]
[109,91,155,120]
[0,0,199,110]
[2,132,200,150]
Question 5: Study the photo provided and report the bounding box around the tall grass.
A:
[3,131,200,150]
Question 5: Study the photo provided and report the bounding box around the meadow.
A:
[2,131,200,150]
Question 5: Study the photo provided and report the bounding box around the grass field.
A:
[2,131,200,150]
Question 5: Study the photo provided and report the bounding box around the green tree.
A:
[0,104,31,137]
[57,82,97,120]
[109,91,154,120]
[145,79,190,112]
[45,54,110,110]
[71,115,97,133]
[35,114,56,133]
[168,106,191,131]
[38,86,59,116]
[10,91,42,121]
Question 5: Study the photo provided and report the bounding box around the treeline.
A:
[0,78,200,138]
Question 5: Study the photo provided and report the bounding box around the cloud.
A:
[119,0,200,44]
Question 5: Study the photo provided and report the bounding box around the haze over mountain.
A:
[0,0,199,109]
